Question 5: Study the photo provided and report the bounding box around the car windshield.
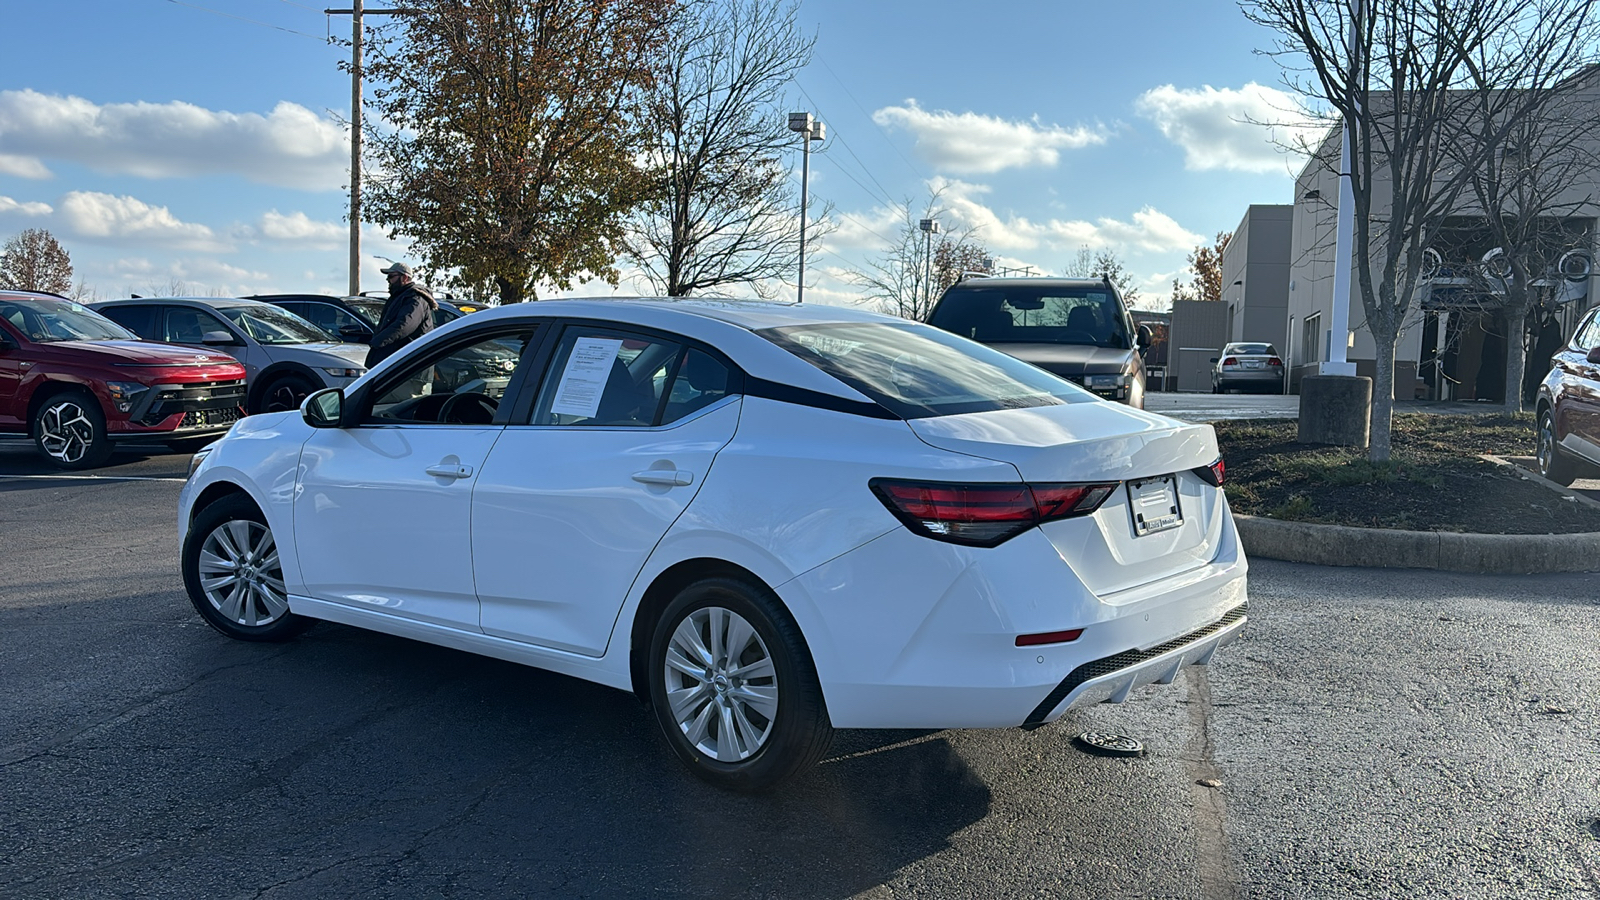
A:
[217,305,335,344]
[1229,343,1277,355]
[929,285,1131,349]
[0,296,135,343]
[759,321,1096,419]
[345,298,387,328]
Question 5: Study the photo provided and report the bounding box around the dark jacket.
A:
[365,283,437,368]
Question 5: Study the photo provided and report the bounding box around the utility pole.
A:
[326,4,412,297]
[787,112,824,302]
[919,218,940,313]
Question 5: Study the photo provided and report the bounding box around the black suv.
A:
[926,277,1152,407]
[1534,305,1600,485]
[247,294,463,343]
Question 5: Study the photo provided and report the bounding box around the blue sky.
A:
[0,0,1323,309]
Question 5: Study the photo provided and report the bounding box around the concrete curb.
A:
[1235,514,1600,574]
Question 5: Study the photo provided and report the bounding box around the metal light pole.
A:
[788,112,824,302]
[1323,0,1362,376]
[919,218,940,314]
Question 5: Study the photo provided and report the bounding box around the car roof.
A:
[941,277,1115,290]
[93,296,279,311]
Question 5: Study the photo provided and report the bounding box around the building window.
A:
[1303,313,1322,365]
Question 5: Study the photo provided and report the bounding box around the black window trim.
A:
[343,320,551,428]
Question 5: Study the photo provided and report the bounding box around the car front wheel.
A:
[182,494,311,641]
[33,390,113,469]
[255,374,317,414]
[647,577,833,792]
[1536,407,1578,486]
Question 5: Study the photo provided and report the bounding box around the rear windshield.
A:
[758,321,1096,419]
[928,285,1131,349]
[1227,343,1276,355]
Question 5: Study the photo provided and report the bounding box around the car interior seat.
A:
[665,350,729,421]
[1065,305,1100,341]
[593,358,656,425]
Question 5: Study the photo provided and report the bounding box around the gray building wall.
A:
[1169,299,1230,392]
[1219,204,1293,352]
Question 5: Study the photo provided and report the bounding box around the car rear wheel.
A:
[183,494,311,641]
[33,390,113,469]
[647,577,833,792]
[1536,407,1578,486]
[255,374,317,414]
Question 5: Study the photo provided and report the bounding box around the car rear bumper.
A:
[784,506,1249,729]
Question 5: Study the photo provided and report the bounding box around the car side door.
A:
[470,324,741,656]
[159,306,261,378]
[0,315,25,428]
[1560,312,1600,464]
[293,323,543,631]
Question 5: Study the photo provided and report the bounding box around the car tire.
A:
[182,494,312,642]
[32,390,114,469]
[254,374,317,415]
[647,576,833,792]
[1536,407,1579,486]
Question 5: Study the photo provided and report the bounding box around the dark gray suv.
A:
[926,277,1152,407]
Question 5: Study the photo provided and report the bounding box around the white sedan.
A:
[180,298,1248,791]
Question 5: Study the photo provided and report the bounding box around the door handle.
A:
[425,463,473,480]
[632,469,693,486]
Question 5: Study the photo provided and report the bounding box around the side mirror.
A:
[201,330,240,346]
[1588,346,1600,364]
[338,325,371,343]
[303,388,345,428]
[1137,324,1154,350]
[1209,357,1219,364]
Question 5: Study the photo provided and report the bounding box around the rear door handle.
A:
[632,469,693,486]
[425,463,473,480]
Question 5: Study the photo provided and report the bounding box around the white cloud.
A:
[0,153,50,179]
[932,179,1201,255]
[1134,83,1322,174]
[0,195,52,217]
[58,192,230,252]
[239,209,347,249]
[872,100,1108,174]
[0,90,348,191]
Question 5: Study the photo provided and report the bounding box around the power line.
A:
[815,55,927,183]
[161,0,327,40]
[268,0,326,10]
[793,81,898,208]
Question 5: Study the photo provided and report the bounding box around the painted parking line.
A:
[0,474,187,483]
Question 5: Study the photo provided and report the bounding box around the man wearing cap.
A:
[367,262,438,368]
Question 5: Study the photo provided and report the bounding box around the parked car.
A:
[1210,342,1285,394]
[180,298,1248,791]
[1535,306,1600,485]
[0,290,246,468]
[91,297,369,415]
[926,277,1152,407]
[248,293,466,343]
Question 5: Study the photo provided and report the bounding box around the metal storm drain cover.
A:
[1073,731,1146,758]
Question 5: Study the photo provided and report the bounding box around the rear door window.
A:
[96,304,155,338]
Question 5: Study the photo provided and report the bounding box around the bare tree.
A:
[1452,70,1600,413]
[0,228,73,295]
[1171,232,1232,303]
[1245,0,1600,460]
[628,0,816,297]
[362,0,675,304]
[847,189,986,321]
[1063,246,1142,306]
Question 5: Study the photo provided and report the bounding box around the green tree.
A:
[0,228,73,295]
[629,0,815,297]
[362,0,675,304]
[1170,231,1231,303]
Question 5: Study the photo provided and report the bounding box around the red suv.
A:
[0,291,248,469]
[1535,305,1600,486]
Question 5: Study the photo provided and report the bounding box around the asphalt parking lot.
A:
[3,423,1599,898]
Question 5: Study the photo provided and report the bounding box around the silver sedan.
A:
[1211,342,1285,393]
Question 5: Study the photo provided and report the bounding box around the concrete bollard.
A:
[1298,375,1371,447]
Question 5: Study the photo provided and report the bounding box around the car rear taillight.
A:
[869,478,1119,548]
[1267,356,1283,367]
[1222,356,1238,366]
[1192,457,1225,487]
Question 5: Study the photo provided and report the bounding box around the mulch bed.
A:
[1212,413,1600,535]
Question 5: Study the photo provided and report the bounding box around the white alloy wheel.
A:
[197,519,289,627]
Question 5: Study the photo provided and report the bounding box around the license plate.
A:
[1243,359,1263,369]
[1128,474,1183,536]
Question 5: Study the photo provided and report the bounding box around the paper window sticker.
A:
[550,337,624,418]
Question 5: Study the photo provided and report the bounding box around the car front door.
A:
[0,318,24,428]
[293,325,542,631]
[1561,313,1600,464]
[471,328,740,656]
[161,306,260,378]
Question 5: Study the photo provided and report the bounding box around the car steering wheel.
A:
[437,391,498,425]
